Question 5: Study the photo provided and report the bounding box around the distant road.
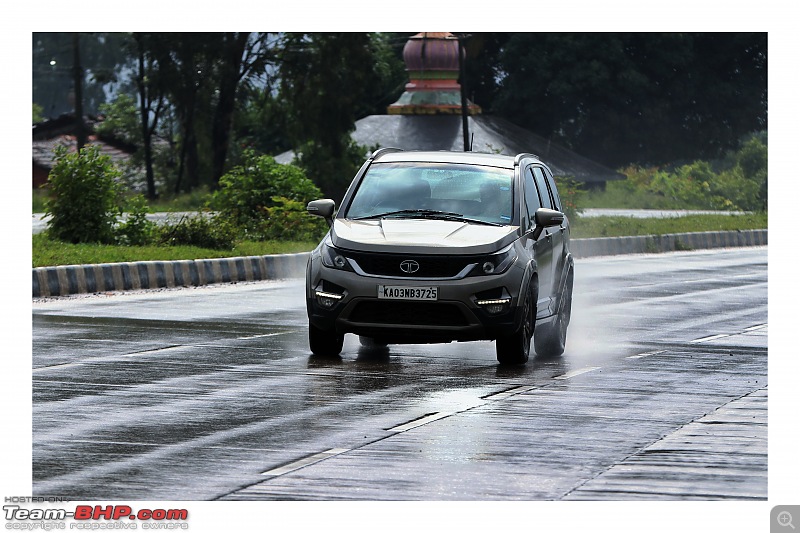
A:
[580,208,749,218]
[32,212,196,235]
[32,209,750,235]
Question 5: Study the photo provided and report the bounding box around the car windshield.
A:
[345,162,515,226]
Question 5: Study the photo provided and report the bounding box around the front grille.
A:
[346,251,476,278]
[348,301,469,327]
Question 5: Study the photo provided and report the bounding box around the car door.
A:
[543,167,567,279]
[522,166,554,317]
[530,166,560,314]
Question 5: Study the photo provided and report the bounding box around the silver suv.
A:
[306,149,574,365]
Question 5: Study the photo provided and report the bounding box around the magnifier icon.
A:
[779,511,796,530]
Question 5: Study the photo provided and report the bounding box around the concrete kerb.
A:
[569,229,767,259]
[33,253,310,298]
[32,229,767,298]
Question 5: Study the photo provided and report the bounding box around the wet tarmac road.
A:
[32,247,768,501]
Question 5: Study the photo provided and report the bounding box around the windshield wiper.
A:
[455,217,503,227]
[353,209,504,226]
[353,209,462,220]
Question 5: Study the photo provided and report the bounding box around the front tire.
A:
[496,284,536,365]
[309,322,344,357]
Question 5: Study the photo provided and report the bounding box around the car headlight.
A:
[472,244,517,276]
[320,238,353,271]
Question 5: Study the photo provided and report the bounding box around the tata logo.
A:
[399,260,420,274]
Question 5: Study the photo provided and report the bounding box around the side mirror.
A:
[531,208,565,240]
[307,199,336,226]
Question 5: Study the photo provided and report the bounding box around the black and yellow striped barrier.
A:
[33,253,309,298]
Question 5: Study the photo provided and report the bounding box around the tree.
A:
[32,32,133,119]
[231,85,292,161]
[462,33,510,112]
[132,33,167,200]
[277,33,386,201]
[145,33,211,193]
[141,33,278,192]
[489,33,767,168]
[208,33,277,186]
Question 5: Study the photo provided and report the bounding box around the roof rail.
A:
[370,147,404,160]
[514,152,540,166]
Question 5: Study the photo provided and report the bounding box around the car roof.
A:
[371,150,534,169]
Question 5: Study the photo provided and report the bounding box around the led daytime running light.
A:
[316,291,344,301]
[476,298,511,306]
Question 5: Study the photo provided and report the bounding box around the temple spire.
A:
[387,32,481,115]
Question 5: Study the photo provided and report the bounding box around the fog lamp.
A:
[476,297,511,315]
[316,290,344,309]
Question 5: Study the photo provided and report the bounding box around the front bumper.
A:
[306,252,529,343]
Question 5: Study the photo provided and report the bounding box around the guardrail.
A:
[32,229,767,298]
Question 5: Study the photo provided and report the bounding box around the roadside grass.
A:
[570,213,768,239]
[33,213,767,268]
[33,233,317,268]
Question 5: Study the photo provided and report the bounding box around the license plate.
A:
[378,285,438,301]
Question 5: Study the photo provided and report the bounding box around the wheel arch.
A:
[555,252,574,312]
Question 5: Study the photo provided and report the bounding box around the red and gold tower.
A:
[387,32,482,115]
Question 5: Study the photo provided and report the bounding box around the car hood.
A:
[331,218,519,255]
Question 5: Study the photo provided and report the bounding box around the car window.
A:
[532,167,553,209]
[544,168,562,212]
[523,168,541,227]
[346,162,514,225]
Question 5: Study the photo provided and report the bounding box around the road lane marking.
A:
[553,367,600,380]
[627,350,667,360]
[32,363,85,374]
[237,332,290,340]
[122,345,184,357]
[261,448,350,476]
[482,385,537,401]
[689,334,730,344]
[743,324,767,332]
[387,412,452,433]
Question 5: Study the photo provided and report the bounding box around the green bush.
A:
[95,94,140,146]
[212,150,323,232]
[554,176,584,222]
[45,145,123,244]
[251,196,328,242]
[734,135,768,210]
[611,134,768,212]
[116,195,157,246]
[158,213,238,250]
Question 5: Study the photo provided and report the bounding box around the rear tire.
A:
[309,322,344,357]
[534,271,572,357]
[496,283,536,365]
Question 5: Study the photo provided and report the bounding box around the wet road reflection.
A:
[32,248,768,500]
